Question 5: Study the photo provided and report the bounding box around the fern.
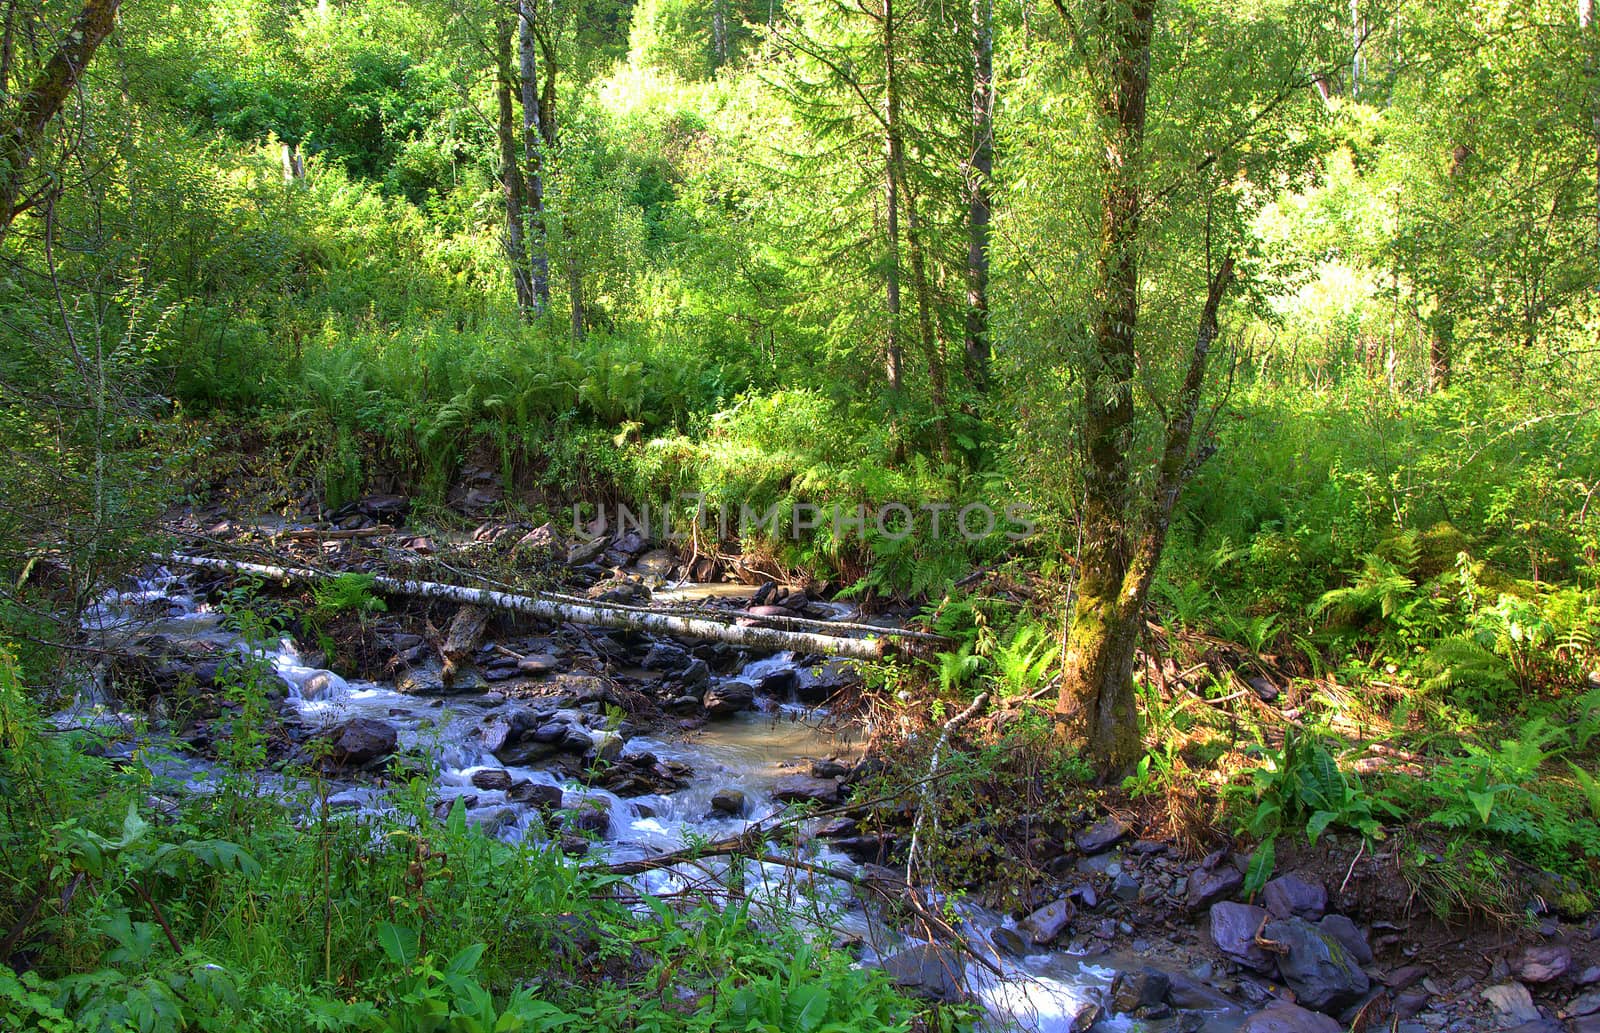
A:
[1418,636,1517,698]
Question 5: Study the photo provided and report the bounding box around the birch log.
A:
[160,554,893,659]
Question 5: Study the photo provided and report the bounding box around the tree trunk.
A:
[495,14,537,315]
[280,140,305,183]
[881,0,904,393]
[1582,0,1598,286]
[0,0,121,239]
[965,0,994,388]
[568,252,586,340]
[518,0,552,313]
[1055,0,1157,780]
[1427,306,1453,391]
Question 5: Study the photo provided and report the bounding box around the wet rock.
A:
[558,835,590,857]
[467,806,518,835]
[664,695,704,716]
[634,549,675,577]
[641,642,692,673]
[1075,816,1129,855]
[588,731,625,764]
[1210,901,1274,973]
[564,802,610,836]
[1167,972,1235,1012]
[1316,914,1373,966]
[1110,967,1171,1015]
[772,774,841,806]
[470,768,514,792]
[1237,1001,1342,1033]
[680,658,711,690]
[567,537,608,566]
[355,494,409,523]
[323,717,396,768]
[1266,916,1371,1012]
[877,944,966,1003]
[703,680,756,717]
[1264,874,1328,921]
[1188,864,1244,909]
[810,758,850,779]
[711,788,746,816]
[1517,944,1572,984]
[755,668,798,696]
[793,659,862,704]
[1020,899,1075,946]
[833,835,894,864]
[992,927,1030,958]
[507,781,564,809]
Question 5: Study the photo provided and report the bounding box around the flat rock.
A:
[1518,945,1573,984]
[1238,1001,1342,1033]
[771,774,840,806]
[507,781,564,808]
[1109,967,1171,1015]
[1074,817,1129,855]
[1263,874,1328,921]
[703,680,755,717]
[1265,916,1370,1012]
[1566,990,1600,1018]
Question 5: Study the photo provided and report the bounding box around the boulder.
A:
[810,759,851,779]
[1237,1001,1343,1033]
[634,549,675,577]
[1263,874,1328,921]
[470,768,514,791]
[991,927,1030,958]
[1210,901,1274,973]
[1109,968,1171,1015]
[703,680,756,717]
[711,788,746,816]
[1518,945,1573,984]
[793,659,862,704]
[641,642,692,673]
[1265,917,1371,1012]
[878,944,966,1003]
[323,718,396,768]
[772,774,841,806]
[1482,983,1541,1024]
[1020,899,1075,946]
[1074,816,1128,855]
[1316,914,1373,965]
[507,781,564,809]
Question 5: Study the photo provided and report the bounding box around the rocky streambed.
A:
[60,526,1600,1033]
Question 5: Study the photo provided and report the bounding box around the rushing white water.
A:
[72,569,1241,1033]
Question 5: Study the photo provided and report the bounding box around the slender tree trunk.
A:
[0,0,121,239]
[1428,305,1453,391]
[495,14,537,315]
[965,0,994,388]
[568,252,586,339]
[280,140,304,183]
[1056,0,1157,779]
[1582,0,1599,286]
[518,0,552,314]
[712,0,728,67]
[881,0,905,393]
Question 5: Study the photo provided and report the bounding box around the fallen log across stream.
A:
[160,553,934,659]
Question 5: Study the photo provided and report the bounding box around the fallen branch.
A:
[161,553,896,659]
[905,692,989,886]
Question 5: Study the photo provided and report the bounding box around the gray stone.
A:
[1075,817,1129,854]
[516,655,557,676]
[641,641,692,672]
[878,944,966,1003]
[1188,864,1244,909]
[1263,874,1328,920]
[1109,967,1171,1015]
[772,774,841,806]
[1581,966,1600,986]
[1076,853,1122,877]
[710,788,746,816]
[1020,899,1075,945]
[1237,1001,1342,1033]
[588,731,625,764]
[1266,916,1371,1012]
[1393,988,1429,1019]
[1481,984,1540,1024]
[1566,990,1600,1017]
[1209,901,1274,973]
[323,717,397,768]
[1112,872,1142,902]
[1316,914,1373,966]
[1517,945,1572,984]
[634,549,675,576]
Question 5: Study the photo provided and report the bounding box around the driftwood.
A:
[276,526,396,541]
[161,554,895,659]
